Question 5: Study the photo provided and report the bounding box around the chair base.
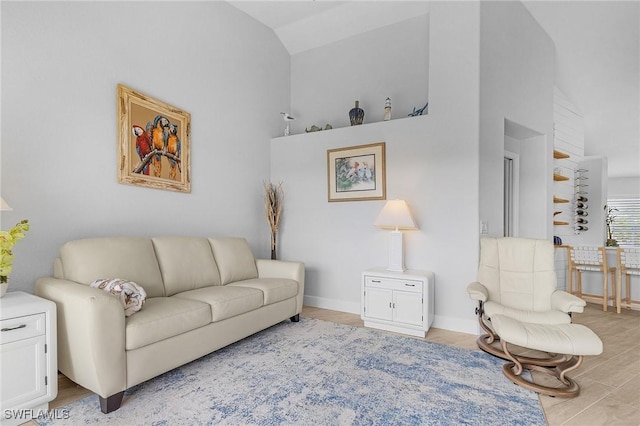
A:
[501,341,583,398]
[476,334,568,366]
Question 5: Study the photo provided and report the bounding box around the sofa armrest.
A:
[256,259,305,313]
[551,290,586,314]
[467,281,489,302]
[35,277,126,398]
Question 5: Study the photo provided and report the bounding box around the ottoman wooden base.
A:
[491,315,603,398]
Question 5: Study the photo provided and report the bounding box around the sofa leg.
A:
[100,391,124,414]
[290,314,300,322]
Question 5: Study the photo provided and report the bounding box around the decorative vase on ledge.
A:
[0,280,8,298]
[349,100,364,126]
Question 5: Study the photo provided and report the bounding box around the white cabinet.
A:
[0,292,57,426]
[361,268,434,337]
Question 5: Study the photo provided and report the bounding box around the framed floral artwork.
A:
[327,142,386,202]
[117,84,191,193]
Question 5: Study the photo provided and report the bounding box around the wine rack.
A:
[574,168,588,234]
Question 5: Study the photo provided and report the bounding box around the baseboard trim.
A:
[303,295,360,315]
[432,315,478,335]
[304,295,477,335]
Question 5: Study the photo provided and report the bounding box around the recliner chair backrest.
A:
[477,237,558,312]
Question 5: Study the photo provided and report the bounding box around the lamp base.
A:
[387,231,406,272]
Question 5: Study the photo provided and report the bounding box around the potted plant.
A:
[0,219,30,296]
[604,205,618,247]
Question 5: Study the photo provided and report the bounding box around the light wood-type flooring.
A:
[35,303,640,426]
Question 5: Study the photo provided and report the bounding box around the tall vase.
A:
[349,101,364,126]
[0,278,8,298]
[270,232,277,260]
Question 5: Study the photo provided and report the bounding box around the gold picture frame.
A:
[327,142,386,202]
[117,84,191,193]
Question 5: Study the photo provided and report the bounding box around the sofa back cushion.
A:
[152,237,222,296]
[59,237,165,298]
[208,237,258,285]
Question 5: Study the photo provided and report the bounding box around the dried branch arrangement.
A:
[264,181,284,259]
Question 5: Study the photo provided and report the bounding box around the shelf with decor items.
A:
[0,291,57,426]
[273,111,430,140]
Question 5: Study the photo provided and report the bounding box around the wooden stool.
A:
[617,247,640,313]
[568,246,616,311]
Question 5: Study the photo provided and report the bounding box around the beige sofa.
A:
[35,236,304,413]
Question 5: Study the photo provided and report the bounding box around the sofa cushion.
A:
[59,237,165,298]
[174,286,263,322]
[152,237,222,296]
[125,297,212,350]
[227,278,298,305]
[209,238,258,285]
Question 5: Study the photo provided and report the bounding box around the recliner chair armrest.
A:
[467,281,488,302]
[551,290,586,314]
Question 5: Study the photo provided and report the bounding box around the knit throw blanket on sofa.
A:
[37,318,545,425]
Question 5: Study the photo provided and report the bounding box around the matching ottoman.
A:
[490,314,603,398]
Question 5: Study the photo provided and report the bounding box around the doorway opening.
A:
[504,151,519,237]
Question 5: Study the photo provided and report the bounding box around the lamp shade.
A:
[374,199,417,230]
[0,197,12,211]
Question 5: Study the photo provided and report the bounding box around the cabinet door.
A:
[0,335,47,409]
[364,287,393,321]
[393,291,423,326]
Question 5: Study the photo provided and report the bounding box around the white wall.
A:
[272,1,481,334]
[609,177,640,198]
[479,1,555,239]
[0,1,290,293]
[290,14,429,134]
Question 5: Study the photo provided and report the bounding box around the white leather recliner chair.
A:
[468,237,586,359]
[467,237,602,397]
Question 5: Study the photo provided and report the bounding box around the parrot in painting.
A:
[149,115,169,177]
[167,123,181,180]
[132,125,152,175]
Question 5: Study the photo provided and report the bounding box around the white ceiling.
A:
[229,1,639,179]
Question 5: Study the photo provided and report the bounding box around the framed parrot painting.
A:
[327,142,386,202]
[117,84,191,193]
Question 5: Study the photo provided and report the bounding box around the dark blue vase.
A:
[349,101,364,126]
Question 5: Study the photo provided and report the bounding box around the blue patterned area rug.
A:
[39,318,545,425]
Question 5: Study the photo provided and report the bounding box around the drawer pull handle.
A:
[404,283,416,287]
[372,280,381,283]
[1,324,27,332]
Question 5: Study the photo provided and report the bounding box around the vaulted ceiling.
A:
[229,1,639,179]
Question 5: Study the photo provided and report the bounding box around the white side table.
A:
[0,291,57,426]
[361,268,434,337]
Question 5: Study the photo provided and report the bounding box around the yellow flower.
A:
[0,220,29,283]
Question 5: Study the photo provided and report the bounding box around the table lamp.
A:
[374,199,418,272]
[0,197,12,211]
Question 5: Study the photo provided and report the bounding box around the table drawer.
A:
[365,276,423,293]
[0,313,45,344]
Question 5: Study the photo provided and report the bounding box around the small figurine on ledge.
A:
[280,112,295,136]
[305,124,333,133]
[408,102,428,117]
[384,98,391,121]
